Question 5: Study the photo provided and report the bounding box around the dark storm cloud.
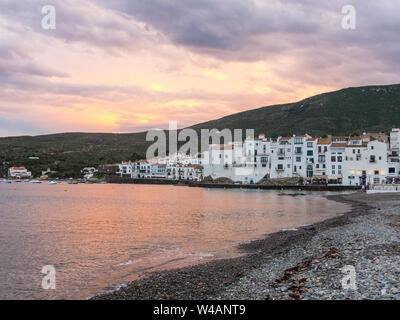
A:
[0,0,158,53]
[100,0,400,66]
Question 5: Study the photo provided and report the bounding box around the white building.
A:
[118,159,204,181]
[115,129,400,186]
[81,167,98,180]
[203,131,394,186]
[117,161,134,177]
[8,167,31,178]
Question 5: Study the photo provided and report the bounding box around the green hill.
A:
[1,84,400,177]
[191,84,400,137]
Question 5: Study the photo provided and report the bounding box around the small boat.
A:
[5,180,12,184]
[48,181,57,185]
[68,181,78,184]
[30,180,42,184]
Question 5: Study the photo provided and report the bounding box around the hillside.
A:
[190,84,400,137]
[1,84,400,177]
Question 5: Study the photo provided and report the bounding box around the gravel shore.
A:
[92,193,400,300]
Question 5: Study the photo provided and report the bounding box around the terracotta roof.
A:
[186,164,203,169]
[212,144,234,150]
[9,167,27,170]
[331,143,347,148]
[317,138,332,145]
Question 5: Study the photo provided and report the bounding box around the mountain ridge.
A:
[1,83,400,177]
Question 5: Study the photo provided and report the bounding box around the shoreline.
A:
[92,192,400,300]
[107,176,361,191]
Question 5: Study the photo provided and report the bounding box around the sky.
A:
[0,0,399,137]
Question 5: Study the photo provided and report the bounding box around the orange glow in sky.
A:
[1,0,399,136]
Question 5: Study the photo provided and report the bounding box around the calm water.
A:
[0,183,350,299]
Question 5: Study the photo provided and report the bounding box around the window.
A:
[287,164,291,168]
[353,149,356,154]
[371,146,374,150]
[318,146,322,153]
[389,167,395,174]
[323,164,326,169]
[277,164,283,170]
[374,170,379,175]
[307,142,313,148]
[331,156,336,162]
[316,164,320,168]
[295,147,302,154]
[294,137,303,144]
[307,150,313,156]
[337,156,342,162]
[332,170,335,175]
[370,155,376,163]
[296,157,301,162]
[332,165,336,169]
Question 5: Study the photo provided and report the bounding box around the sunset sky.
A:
[1,0,399,136]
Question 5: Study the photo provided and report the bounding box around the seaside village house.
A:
[117,155,204,181]
[81,167,99,180]
[115,129,400,187]
[202,129,398,186]
[8,167,32,178]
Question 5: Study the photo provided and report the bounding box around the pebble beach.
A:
[92,192,400,300]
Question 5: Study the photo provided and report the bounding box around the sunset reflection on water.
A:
[0,183,350,299]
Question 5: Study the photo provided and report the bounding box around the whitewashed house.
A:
[8,167,31,178]
[117,162,133,177]
[81,167,98,180]
[387,129,400,183]
[342,138,388,186]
